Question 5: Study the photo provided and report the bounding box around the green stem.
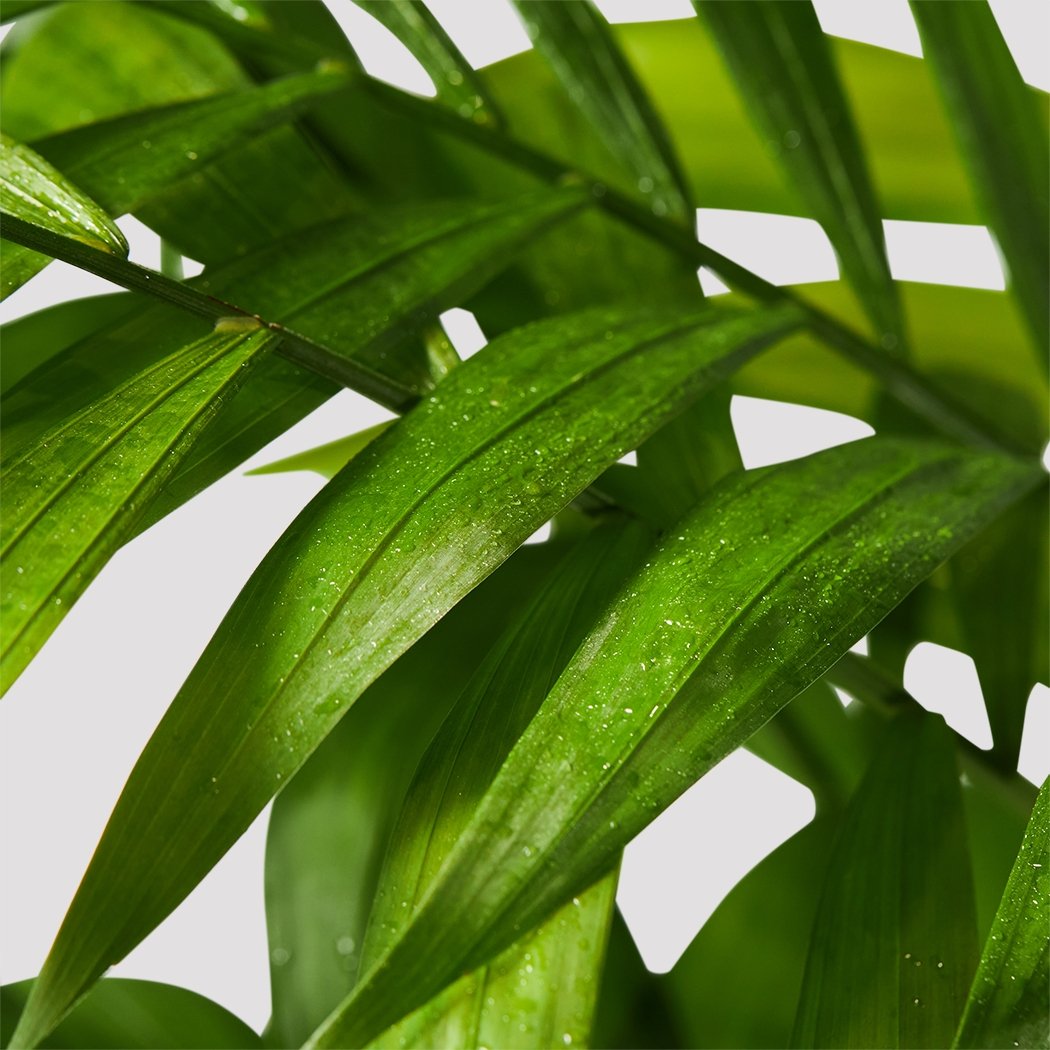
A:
[0,214,420,413]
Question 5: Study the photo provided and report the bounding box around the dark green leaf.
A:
[0,133,127,296]
[306,439,1034,1048]
[355,1,503,127]
[695,0,904,351]
[792,713,977,1048]
[510,0,691,222]
[264,539,572,1047]
[1,68,355,296]
[0,323,274,692]
[955,779,1049,1049]
[9,304,800,1049]
[361,520,651,1048]
[911,0,1049,364]
[1,979,260,1049]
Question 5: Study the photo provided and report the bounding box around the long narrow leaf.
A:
[954,780,1049,1049]
[792,713,977,1048]
[9,304,800,1050]
[910,0,1049,364]
[0,68,354,297]
[0,134,126,296]
[363,520,651,1047]
[356,1,502,127]
[0,324,274,691]
[512,0,691,222]
[695,0,904,351]
[306,439,1035,1048]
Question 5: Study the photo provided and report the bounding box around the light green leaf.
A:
[792,713,977,1049]
[0,133,127,295]
[955,779,1049,1050]
[307,439,1035,1048]
[9,304,800,1050]
[355,1,502,127]
[1,979,260,1049]
[247,422,393,479]
[695,0,903,351]
[1,68,354,297]
[0,324,274,692]
[911,0,1049,365]
[363,520,651,1048]
[264,539,572,1048]
[510,0,691,222]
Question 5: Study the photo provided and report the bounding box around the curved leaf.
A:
[363,519,651,1048]
[510,0,691,222]
[1,979,260,1049]
[792,713,977,1048]
[246,422,393,480]
[695,0,903,351]
[911,0,1049,365]
[356,0,502,127]
[954,779,1049,1049]
[306,438,1035,1048]
[0,324,274,691]
[9,304,800,1049]
[0,133,126,296]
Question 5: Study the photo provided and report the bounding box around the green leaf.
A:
[0,0,244,142]
[0,134,127,295]
[362,520,652,1048]
[0,293,142,394]
[955,779,1049,1049]
[911,0,1050,365]
[246,422,393,479]
[510,0,691,222]
[306,438,1034,1049]
[0,323,274,692]
[264,539,572,1047]
[665,818,838,1049]
[9,304,800,1050]
[1,68,355,297]
[355,1,503,127]
[695,0,903,351]
[1,979,260,1049]
[792,713,977,1049]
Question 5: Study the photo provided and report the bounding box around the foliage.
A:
[0,2,1046,1048]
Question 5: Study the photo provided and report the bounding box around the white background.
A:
[2,0,1048,1032]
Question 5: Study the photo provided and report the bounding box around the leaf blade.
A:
[306,439,1035,1048]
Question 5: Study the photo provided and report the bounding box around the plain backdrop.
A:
[2,0,1048,1033]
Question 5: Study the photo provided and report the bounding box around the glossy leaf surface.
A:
[695,0,902,349]
[0,325,274,692]
[10,304,799,1049]
[793,713,977,1048]
[911,0,1049,363]
[307,439,1034,1048]
[1,979,260,1049]
[363,520,651,1048]
[511,0,691,221]
[0,133,126,296]
[955,780,1049,1049]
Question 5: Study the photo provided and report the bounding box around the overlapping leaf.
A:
[0,323,274,692]
[305,439,1035,1048]
[954,780,1049,1049]
[362,520,651,1048]
[1,979,259,1049]
[510,0,691,222]
[9,304,800,1049]
[695,0,903,351]
[911,0,1049,364]
[792,712,977,1048]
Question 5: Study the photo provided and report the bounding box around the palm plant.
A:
[0,1,1047,1048]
